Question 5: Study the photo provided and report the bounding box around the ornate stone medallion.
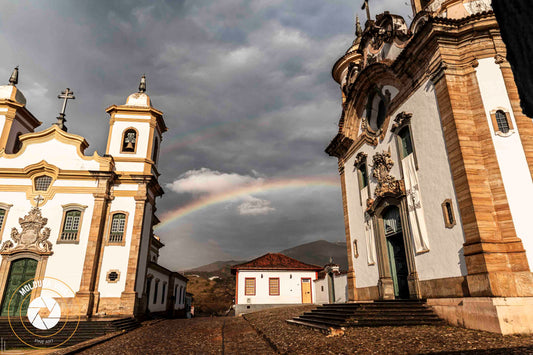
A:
[1,207,52,254]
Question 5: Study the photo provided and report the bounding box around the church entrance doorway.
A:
[383,207,409,299]
[1,258,38,316]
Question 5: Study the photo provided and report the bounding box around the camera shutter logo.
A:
[27,296,61,330]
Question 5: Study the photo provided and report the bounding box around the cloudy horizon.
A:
[0,0,411,270]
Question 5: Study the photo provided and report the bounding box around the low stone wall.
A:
[428,297,533,334]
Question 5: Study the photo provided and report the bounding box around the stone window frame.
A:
[391,112,419,171]
[121,127,139,154]
[106,269,121,283]
[354,153,370,206]
[56,204,88,244]
[34,175,53,192]
[441,199,456,229]
[0,203,13,242]
[105,211,129,246]
[489,108,514,137]
[353,239,359,258]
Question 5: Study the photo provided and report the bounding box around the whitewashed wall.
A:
[236,270,316,305]
[314,274,348,304]
[146,268,169,313]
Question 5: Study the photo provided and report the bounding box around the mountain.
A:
[186,260,245,273]
[279,240,348,271]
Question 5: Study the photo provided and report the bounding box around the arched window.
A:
[121,129,137,153]
[109,213,126,244]
[366,91,388,131]
[441,199,456,228]
[495,110,510,134]
[153,279,160,304]
[376,100,387,129]
[398,126,413,158]
[161,282,166,304]
[60,210,81,242]
[34,175,52,191]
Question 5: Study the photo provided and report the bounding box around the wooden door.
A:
[301,278,312,304]
[1,258,38,316]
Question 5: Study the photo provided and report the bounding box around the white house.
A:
[231,253,322,316]
[0,69,186,321]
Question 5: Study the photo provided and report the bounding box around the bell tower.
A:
[105,75,167,175]
[0,67,41,154]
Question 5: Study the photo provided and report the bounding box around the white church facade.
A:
[0,69,187,319]
[327,0,533,334]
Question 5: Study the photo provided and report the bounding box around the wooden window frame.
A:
[121,127,139,154]
[0,203,13,242]
[441,199,456,229]
[391,112,419,171]
[268,277,280,296]
[244,277,256,296]
[105,211,129,246]
[489,108,514,137]
[354,152,370,206]
[57,203,88,244]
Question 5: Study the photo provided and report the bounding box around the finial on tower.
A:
[361,0,371,22]
[55,88,75,132]
[138,74,146,93]
[9,66,19,86]
[355,15,363,37]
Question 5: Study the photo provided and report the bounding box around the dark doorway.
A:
[1,258,38,316]
[383,207,409,299]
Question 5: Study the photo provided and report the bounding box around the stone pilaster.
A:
[432,61,533,297]
[339,161,357,302]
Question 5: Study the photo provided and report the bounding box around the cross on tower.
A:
[55,88,75,132]
[361,0,371,22]
[34,195,44,208]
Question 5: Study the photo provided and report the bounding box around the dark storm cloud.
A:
[0,0,410,269]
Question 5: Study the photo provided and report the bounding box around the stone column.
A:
[120,189,148,315]
[431,60,533,297]
[339,162,357,302]
[76,177,112,316]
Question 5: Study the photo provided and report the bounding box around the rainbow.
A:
[156,175,340,229]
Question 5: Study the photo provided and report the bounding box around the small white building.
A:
[314,263,348,304]
[231,253,322,316]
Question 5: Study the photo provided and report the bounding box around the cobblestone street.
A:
[73,306,533,354]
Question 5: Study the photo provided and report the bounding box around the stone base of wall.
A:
[235,303,309,316]
[427,297,533,334]
[355,286,379,301]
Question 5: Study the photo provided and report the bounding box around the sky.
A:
[0,0,411,270]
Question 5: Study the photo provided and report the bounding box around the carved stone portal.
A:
[0,207,52,254]
[371,150,404,198]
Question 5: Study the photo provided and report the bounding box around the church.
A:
[326,0,533,334]
[0,68,187,320]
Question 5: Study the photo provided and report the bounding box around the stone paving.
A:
[72,306,533,354]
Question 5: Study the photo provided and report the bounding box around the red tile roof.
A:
[231,253,322,274]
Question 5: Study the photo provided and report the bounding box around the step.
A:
[302,312,349,320]
[286,319,332,331]
[292,316,347,328]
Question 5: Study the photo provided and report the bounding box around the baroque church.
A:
[326,0,533,334]
[0,69,187,319]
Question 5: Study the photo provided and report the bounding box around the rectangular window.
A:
[269,278,280,296]
[0,209,6,231]
[162,283,166,304]
[244,278,255,296]
[60,210,81,241]
[153,282,159,304]
[109,213,126,244]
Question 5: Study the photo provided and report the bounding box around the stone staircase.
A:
[0,317,140,350]
[287,300,445,331]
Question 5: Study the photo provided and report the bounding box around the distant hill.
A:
[279,240,348,271]
[185,240,348,275]
[187,260,245,273]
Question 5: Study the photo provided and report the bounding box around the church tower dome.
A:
[125,74,152,107]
